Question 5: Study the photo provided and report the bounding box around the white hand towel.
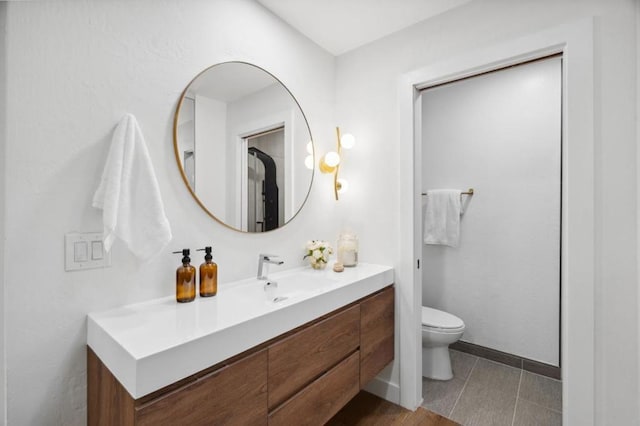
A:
[93,114,172,260]
[423,189,462,247]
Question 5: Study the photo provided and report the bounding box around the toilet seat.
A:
[422,307,464,331]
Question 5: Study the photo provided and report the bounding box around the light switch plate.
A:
[65,232,111,271]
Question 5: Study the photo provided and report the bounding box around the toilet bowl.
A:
[422,306,465,380]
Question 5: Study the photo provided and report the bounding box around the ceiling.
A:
[256,0,472,56]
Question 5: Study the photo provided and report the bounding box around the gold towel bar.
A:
[421,188,474,196]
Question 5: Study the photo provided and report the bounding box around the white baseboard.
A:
[363,376,401,405]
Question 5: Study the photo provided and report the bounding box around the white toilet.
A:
[421,306,465,380]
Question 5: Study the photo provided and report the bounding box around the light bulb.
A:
[304,155,314,170]
[340,133,355,149]
[324,151,341,167]
[306,141,313,154]
[336,178,349,193]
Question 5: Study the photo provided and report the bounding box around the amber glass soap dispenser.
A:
[173,249,196,303]
[197,246,218,297]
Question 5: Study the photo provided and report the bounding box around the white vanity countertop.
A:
[87,262,394,399]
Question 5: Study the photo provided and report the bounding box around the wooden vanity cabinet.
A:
[360,285,395,387]
[87,348,268,426]
[268,351,360,426]
[136,350,268,426]
[88,285,395,426]
[87,347,136,426]
[268,304,360,409]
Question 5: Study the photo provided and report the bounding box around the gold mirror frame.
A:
[173,61,314,233]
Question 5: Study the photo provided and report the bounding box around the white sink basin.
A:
[261,269,339,302]
[87,263,394,398]
[214,269,339,306]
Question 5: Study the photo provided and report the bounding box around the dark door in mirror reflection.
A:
[248,143,280,232]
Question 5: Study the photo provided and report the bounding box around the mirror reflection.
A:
[174,62,314,232]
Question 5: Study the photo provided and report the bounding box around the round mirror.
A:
[174,62,314,232]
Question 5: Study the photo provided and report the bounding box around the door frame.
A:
[397,19,594,425]
[232,111,291,230]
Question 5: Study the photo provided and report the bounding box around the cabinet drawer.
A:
[136,349,268,426]
[268,304,360,409]
[360,286,395,387]
[268,350,360,426]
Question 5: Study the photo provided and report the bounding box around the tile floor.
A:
[422,350,562,426]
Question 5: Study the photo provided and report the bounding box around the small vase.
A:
[311,262,326,270]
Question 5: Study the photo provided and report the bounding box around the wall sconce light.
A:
[319,127,355,200]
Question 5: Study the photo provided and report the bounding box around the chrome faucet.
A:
[257,254,284,280]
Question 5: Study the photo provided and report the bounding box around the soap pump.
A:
[173,249,196,303]
[196,246,218,297]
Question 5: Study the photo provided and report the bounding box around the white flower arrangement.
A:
[303,240,333,269]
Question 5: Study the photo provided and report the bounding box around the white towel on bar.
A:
[93,114,172,260]
[423,189,462,247]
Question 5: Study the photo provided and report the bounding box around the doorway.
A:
[244,127,285,232]
[396,21,595,425]
[419,56,562,424]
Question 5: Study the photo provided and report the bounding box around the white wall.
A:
[2,1,335,424]
[176,96,195,162]
[194,94,227,221]
[335,0,638,422]
[421,57,561,366]
[0,3,6,424]
[637,3,640,424]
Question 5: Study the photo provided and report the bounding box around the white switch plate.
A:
[65,232,111,271]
